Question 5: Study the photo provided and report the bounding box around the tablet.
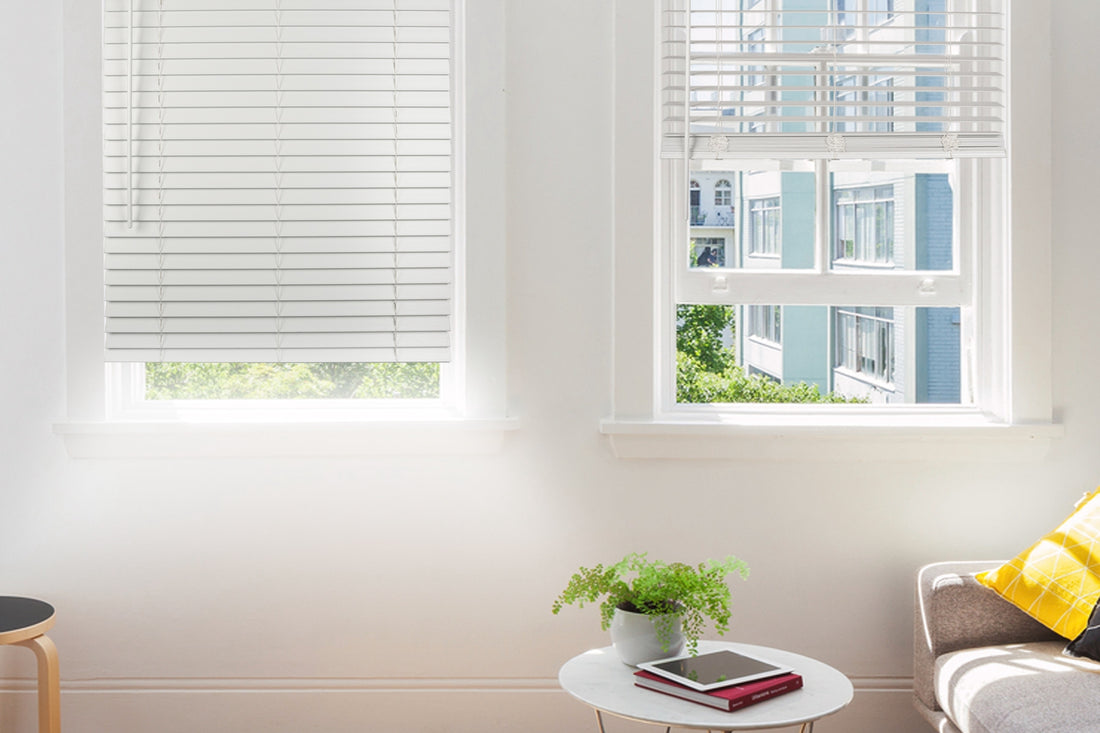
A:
[636,649,794,691]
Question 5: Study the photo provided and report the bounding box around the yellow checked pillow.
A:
[977,488,1100,639]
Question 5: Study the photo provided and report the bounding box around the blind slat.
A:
[104,236,452,254]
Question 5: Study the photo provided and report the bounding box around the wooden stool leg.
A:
[15,635,60,733]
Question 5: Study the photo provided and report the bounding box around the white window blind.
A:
[662,0,1005,160]
[102,0,454,363]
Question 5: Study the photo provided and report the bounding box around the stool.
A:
[0,597,59,733]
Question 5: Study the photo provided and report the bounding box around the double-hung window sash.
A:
[102,0,454,363]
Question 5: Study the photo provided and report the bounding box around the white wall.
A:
[0,1,1097,732]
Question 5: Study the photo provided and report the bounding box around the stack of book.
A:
[632,650,803,713]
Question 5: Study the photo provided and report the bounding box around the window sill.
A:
[54,417,520,458]
[599,413,1063,461]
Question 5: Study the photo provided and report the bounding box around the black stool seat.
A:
[0,597,55,640]
[0,596,60,733]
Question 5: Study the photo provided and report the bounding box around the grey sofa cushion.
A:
[935,641,1100,733]
[915,562,1060,714]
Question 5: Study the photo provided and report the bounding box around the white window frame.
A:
[57,0,516,457]
[603,0,1059,461]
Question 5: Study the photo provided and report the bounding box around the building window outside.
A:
[747,112,767,134]
[747,305,781,343]
[715,179,732,207]
[746,28,765,87]
[832,0,857,40]
[690,180,703,225]
[868,75,894,133]
[835,307,895,384]
[748,197,780,256]
[833,0,893,38]
[833,74,894,133]
[867,0,894,26]
[834,185,894,264]
[833,74,859,133]
[691,237,727,268]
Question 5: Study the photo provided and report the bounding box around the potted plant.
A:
[552,552,749,665]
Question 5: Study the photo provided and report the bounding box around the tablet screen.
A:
[638,649,792,691]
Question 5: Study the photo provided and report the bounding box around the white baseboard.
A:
[0,677,927,733]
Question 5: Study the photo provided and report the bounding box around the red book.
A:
[633,669,804,712]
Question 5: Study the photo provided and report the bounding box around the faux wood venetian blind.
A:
[661,0,1005,160]
[102,0,454,362]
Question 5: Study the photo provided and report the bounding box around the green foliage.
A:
[350,362,440,399]
[677,352,862,404]
[676,304,736,372]
[675,304,866,404]
[145,362,440,400]
[552,553,750,654]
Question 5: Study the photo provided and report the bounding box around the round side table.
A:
[559,641,853,733]
[0,597,60,733]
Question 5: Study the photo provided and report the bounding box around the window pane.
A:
[688,165,816,270]
[144,363,440,400]
[830,160,954,271]
[676,304,963,405]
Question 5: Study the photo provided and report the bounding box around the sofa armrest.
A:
[913,561,1060,712]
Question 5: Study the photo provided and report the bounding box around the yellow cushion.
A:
[977,488,1100,639]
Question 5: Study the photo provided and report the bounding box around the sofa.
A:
[914,561,1100,733]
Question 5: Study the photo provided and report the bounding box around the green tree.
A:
[352,363,440,399]
[675,304,864,404]
[676,304,736,372]
[145,362,439,400]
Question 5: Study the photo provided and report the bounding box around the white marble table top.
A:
[558,640,854,731]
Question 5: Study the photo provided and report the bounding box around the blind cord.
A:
[274,0,285,363]
[391,1,400,363]
[126,0,134,229]
[156,0,167,360]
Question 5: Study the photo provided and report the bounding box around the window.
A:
[691,236,727,268]
[833,185,894,264]
[101,0,457,406]
[832,75,860,133]
[661,0,1005,407]
[832,0,857,40]
[61,0,513,454]
[714,179,732,207]
[833,0,893,39]
[690,179,703,224]
[748,197,780,256]
[832,74,894,133]
[745,28,765,87]
[867,0,894,27]
[867,76,894,133]
[606,0,1054,457]
[834,307,894,384]
[747,305,781,343]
